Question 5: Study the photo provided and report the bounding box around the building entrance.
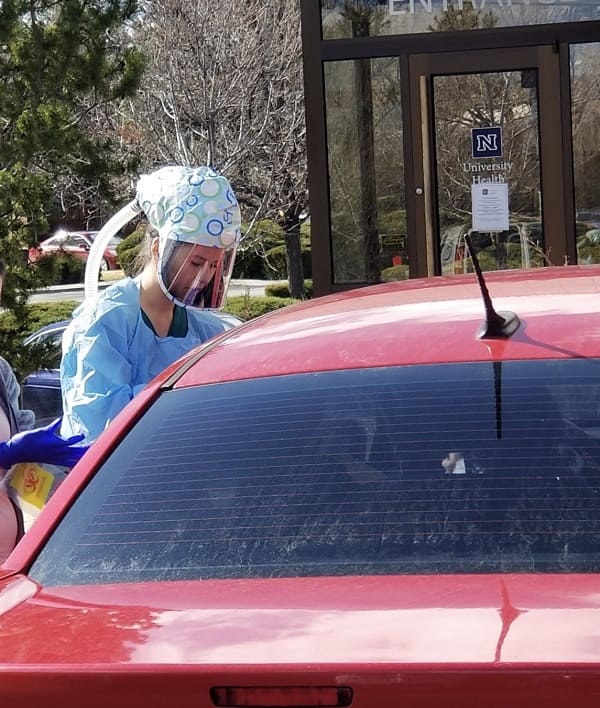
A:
[408,47,567,277]
[300,0,600,294]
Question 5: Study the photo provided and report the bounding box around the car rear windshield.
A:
[30,360,600,585]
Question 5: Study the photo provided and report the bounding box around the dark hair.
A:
[0,259,5,279]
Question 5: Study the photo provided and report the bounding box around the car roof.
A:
[42,229,97,241]
[173,265,600,389]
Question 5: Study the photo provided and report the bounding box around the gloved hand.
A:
[0,418,88,471]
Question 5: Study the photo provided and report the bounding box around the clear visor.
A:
[157,241,236,309]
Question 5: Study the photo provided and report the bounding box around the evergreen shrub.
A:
[116,225,145,276]
[264,280,313,298]
[224,296,296,321]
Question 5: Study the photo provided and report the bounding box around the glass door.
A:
[408,47,568,277]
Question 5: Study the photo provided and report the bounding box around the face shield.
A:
[157,240,237,309]
[137,165,242,310]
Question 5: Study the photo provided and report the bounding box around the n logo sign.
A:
[471,127,503,158]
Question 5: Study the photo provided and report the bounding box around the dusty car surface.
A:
[3,265,600,706]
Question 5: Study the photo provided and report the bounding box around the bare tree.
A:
[122,0,308,296]
[571,44,600,213]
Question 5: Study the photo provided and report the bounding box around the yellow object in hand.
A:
[9,463,55,509]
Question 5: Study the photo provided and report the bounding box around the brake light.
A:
[210,686,353,707]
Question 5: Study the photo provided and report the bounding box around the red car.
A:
[2,265,600,706]
[28,229,121,272]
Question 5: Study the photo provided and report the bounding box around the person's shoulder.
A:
[101,276,140,304]
[74,277,138,314]
[0,355,14,376]
[187,308,227,336]
[67,277,140,333]
[0,356,17,388]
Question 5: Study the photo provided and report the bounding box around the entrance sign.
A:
[471,127,503,158]
[463,160,512,183]
[387,0,595,19]
[472,183,509,232]
[320,0,598,40]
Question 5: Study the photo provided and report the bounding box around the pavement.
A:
[30,278,284,303]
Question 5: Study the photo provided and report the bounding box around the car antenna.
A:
[464,233,520,339]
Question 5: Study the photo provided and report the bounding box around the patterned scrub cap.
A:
[136,165,242,249]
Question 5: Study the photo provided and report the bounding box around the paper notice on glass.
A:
[471,183,509,232]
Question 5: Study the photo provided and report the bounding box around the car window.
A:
[44,332,63,369]
[35,329,64,349]
[86,232,120,248]
[43,236,61,247]
[25,327,65,369]
[29,360,600,586]
[67,234,89,247]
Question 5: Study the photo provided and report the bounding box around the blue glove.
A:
[0,418,88,470]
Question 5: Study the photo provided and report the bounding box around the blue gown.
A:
[60,277,226,442]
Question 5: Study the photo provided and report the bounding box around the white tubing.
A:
[84,200,141,301]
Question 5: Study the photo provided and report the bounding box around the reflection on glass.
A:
[570,43,600,265]
[321,0,599,39]
[324,58,406,283]
[433,70,544,274]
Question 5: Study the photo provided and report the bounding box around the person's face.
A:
[164,242,223,302]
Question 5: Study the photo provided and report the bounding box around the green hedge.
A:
[264,280,313,298]
[0,301,80,379]
[577,245,600,264]
[380,265,410,282]
[116,226,145,276]
[30,252,86,285]
[224,296,297,320]
[0,301,79,339]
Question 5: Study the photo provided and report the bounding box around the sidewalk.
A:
[33,279,285,300]
[41,281,112,294]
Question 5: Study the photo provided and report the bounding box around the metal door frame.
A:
[407,46,572,276]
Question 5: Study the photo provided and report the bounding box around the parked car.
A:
[20,320,67,427]
[4,265,600,705]
[28,229,122,272]
[20,312,243,426]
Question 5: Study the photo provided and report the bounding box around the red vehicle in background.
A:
[28,229,122,272]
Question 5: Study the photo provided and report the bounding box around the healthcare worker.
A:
[0,259,88,561]
[60,165,242,443]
